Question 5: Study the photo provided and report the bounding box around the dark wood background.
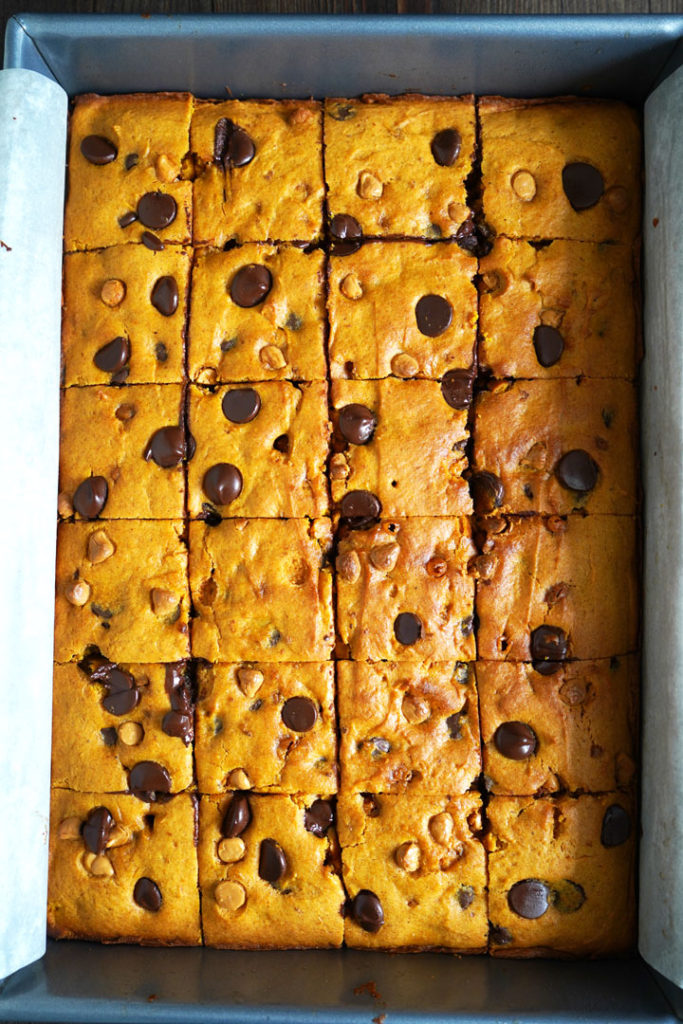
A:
[2,0,682,48]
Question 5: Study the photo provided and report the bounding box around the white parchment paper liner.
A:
[640,62,683,989]
[0,68,67,981]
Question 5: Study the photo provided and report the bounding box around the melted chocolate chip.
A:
[150,276,179,317]
[458,886,475,909]
[470,471,504,514]
[601,804,631,848]
[330,213,362,242]
[508,879,550,919]
[339,490,381,529]
[144,426,187,468]
[141,230,164,252]
[91,663,139,717]
[281,696,318,732]
[82,806,115,854]
[562,162,605,211]
[555,450,599,493]
[203,464,243,505]
[128,761,172,801]
[221,792,251,838]
[491,925,513,945]
[431,128,462,166]
[222,387,261,423]
[155,342,168,363]
[73,476,108,519]
[230,264,272,307]
[533,659,562,676]
[162,710,193,745]
[100,726,118,746]
[533,325,564,368]
[530,625,569,663]
[441,369,474,410]
[394,612,422,646]
[133,877,162,912]
[94,337,130,374]
[339,404,377,445]
[124,153,138,170]
[494,721,537,760]
[137,192,177,230]
[214,118,256,168]
[415,295,453,337]
[304,799,334,838]
[351,890,384,933]
[81,135,117,165]
[446,712,464,740]
[258,838,288,884]
[273,434,290,454]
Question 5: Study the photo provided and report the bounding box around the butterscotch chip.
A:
[151,588,178,616]
[429,811,454,846]
[259,345,287,371]
[340,273,363,300]
[401,693,430,725]
[118,721,144,746]
[357,170,383,199]
[511,170,536,201]
[236,668,264,698]
[89,854,115,877]
[58,817,82,840]
[395,841,421,872]
[155,153,178,183]
[65,580,91,607]
[217,837,246,864]
[226,769,252,789]
[369,542,400,572]
[196,366,218,386]
[87,530,115,564]
[391,353,419,378]
[336,550,361,584]
[329,453,349,480]
[100,279,126,307]
[58,492,74,518]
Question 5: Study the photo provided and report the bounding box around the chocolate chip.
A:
[551,879,586,913]
[91,664,140,717]
[222,387,261,423]
[394,612,422,646]
[441,369,474,410]
[162,710,193,745]
[339,404,377,445]
[490,925,513,945]
[330,213,362,242]
[273,434,290,454]
[230,265,272,307]
[221,792,251,838]
[533,325,564,368]
[124,153,138,170]
[141,230,164,251]
[81,135,117,165]
[415,295,453,337]
[530,625,568,663]
[508,879,550,919]
[601,804,631,847]
[144,426,187,468]
[155,342,168,363]
[446,712,464,740]
[150,276,179,317]
[362,793,380,817]
[221,338,237,353]
[304,799,335,837]
[555,450,599,493]
[203,464,243,505]
[73,476,108,519]
[133,877,162,912]
[116,403,136,422]
[281,696,318,732]
[137,192,177,230]
[94,337,130,374]
[470,471,504,514]
[118,211,137,228]
[128,761,172,801]
[286,312,303,331]
[199,503,222,526]
[339,490,381,529]
[494,721,537,760]
[214,118,255,168]
[458,886,475,909]
[82,806,115,854]
[259,838,287,884]
[562,163,605,211]
[101,727,117,746]
[431,128,461,167]
[351,890,384,933]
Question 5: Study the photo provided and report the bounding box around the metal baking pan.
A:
[2,13,683,1023]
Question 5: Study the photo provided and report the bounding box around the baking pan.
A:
[2,13,683,1024]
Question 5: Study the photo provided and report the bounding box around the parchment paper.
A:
[0,68,67,981]
[640,63,683,989]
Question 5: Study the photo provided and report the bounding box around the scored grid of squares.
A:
[51,92,639,953]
